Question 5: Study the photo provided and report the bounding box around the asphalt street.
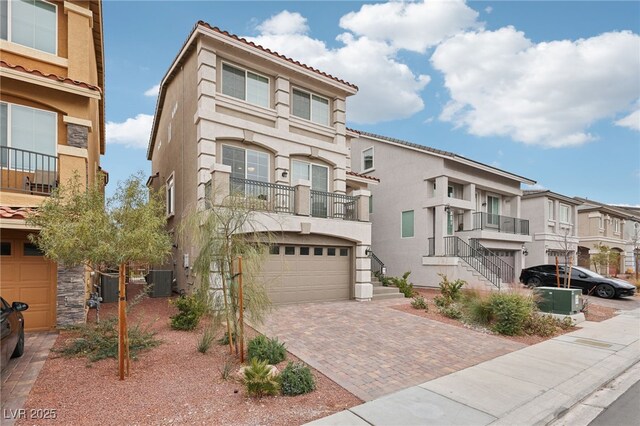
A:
[589,379,640,426]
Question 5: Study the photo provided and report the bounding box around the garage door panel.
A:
[19,263,51,281]
[0,263,19,280]
[17,286,51,305]
[22,310,51,332]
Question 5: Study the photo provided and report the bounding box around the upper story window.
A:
[1,101,57,170]
[362,147,374,172]
[292,88,329,126]
[291,160,328,192]
[613,218,621,234]
[166,174,175,217]
[222,145,269,183]
[401,210,414,238]
[221,63,269,108]
[559,204,570,223]
[1,0,57,54]
[548,200,554,220]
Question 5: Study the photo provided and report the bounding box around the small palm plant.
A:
[243,358,280,397]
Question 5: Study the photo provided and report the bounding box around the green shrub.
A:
[248,335,287,364]
[243,358,281,397]
[433,295,446,308]
[489,293,535,336]
[437,274,465,306]
[217,331,237,346]
[56,318,159,362]
[170,294,206,331]
[523,314,558,337]
[439,303,463,319]
[197,326,215,354]
[386,271,415,297]
[411,295,428,310]
[280,362,316,396]
[464,295,494,325]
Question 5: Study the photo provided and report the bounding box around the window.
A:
[1,0,57,54]
[291,88,329,125]
[613,218,621,233]
[339,248,349,256]
[23,242,43,256]
[548,200,555,220]
[284,246,295,255]
[222,145,269,183]
[314,247,323,256]
[291,160,328,191]
[1,102,56,170]
[166,175,175,217]
[362,147,374,171]
[599,216,604,229]
[401,210,414,238]
[300,247,310,256]
[559,204,570,223]
[1,242,11,256]
[487,195,500,226]
[221,63,269,108]
[269,245,280,255]
[327,248,336,256]
[369,195,373,214]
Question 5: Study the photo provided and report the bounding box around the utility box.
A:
[534,287,581,315]
[145,270,173,298]
[100,274,119,303]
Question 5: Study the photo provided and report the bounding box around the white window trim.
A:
[3,0,58,55]
[559,203,571,224]
[613,218,621,234]
[401,209,415,239]
[166,173,175,218]
[220,61,271,109]
[362,146,374,173]
[291,86,331,127]
[548,200,555,221]
[221,144,271,182]
[1,101,58,165]
[291,159,329,190]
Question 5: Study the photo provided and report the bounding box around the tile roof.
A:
[197,21,358,90]
[347,170,380,182]
[0,60,102,93]
[0,206,36,220]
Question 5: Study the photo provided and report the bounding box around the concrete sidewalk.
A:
[308,308,640,426]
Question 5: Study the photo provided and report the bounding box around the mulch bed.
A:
[18,284,360,425]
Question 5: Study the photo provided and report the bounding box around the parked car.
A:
[520,265,636,299]
[1,297,29,371]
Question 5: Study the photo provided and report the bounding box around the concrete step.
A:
[373,286,402,295]
[372,292,406,301]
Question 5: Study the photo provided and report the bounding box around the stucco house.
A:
[0,0,106,331]
[350,131,535,290]
[575,198,639,275]
[521,190,581,267]
[147,21,380,304]
[612,205,640,274]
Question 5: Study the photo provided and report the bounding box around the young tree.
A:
[182,183,273,360]
[591,244,620,276]
[27,172,171,380]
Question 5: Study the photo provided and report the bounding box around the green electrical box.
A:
[534,287,581,315]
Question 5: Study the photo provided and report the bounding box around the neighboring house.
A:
[575,198,639,275]
[521,190,581,267]
[351,131,535,290]
[147,22,377,304]
[0,0,105,331]
[613,205,640,274]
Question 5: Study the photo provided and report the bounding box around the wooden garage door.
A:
[261,245,351,304]
[0,232,56,331]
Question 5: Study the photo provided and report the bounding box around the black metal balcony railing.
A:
[473,212,529,235]
[0,146,58,196]
[229,177,295,214]
[444,236,501,288]
[310,190,358,221]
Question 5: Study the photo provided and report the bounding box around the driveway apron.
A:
[256,299,526,401]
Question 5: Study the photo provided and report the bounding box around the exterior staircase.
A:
[371,274,405,300]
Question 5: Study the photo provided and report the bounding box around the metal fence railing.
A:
[0,146,58,196]
[229,177,295,214]
[473,212,529,235]
[310,190,358,221]
[444,236,501,289]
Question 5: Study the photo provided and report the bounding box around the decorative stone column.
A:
[57,266,86,326]
[352,189,370,222]
[355,244,373,301]
[294,180,311,216]
[209,163,231,206]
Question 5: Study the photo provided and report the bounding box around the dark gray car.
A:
[1,297,28,371]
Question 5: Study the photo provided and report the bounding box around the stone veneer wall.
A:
[67,124,89,149]
[57,266,86,326]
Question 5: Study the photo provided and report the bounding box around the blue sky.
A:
[102,1,640,204]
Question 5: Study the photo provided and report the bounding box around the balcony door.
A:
[222,145,269,196]
[292,160,329,217]
[487,195,500,227]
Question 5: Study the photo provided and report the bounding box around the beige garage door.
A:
[1,230,56,331]
[261,245,351,304]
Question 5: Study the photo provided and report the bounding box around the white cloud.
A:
[431,28,640,148]
[339,0,481,53]
[144,84,160,97]
[106,114,154,149]
[249,11,431,123]
[256,10,308,35]
[523,183,547,190]
[615,109,640,131]
[485,6,493,14]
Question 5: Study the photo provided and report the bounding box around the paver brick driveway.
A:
[256,299,526,401]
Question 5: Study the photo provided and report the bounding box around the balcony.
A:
[472,212,529,235]
[225,178,359,221]
[0,146,58,196]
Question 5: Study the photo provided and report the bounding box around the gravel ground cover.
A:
[18,285,361,426]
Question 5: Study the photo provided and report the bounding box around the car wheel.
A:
[526,276,542,287]
[595,284,616,299]
[11,327,25,358]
